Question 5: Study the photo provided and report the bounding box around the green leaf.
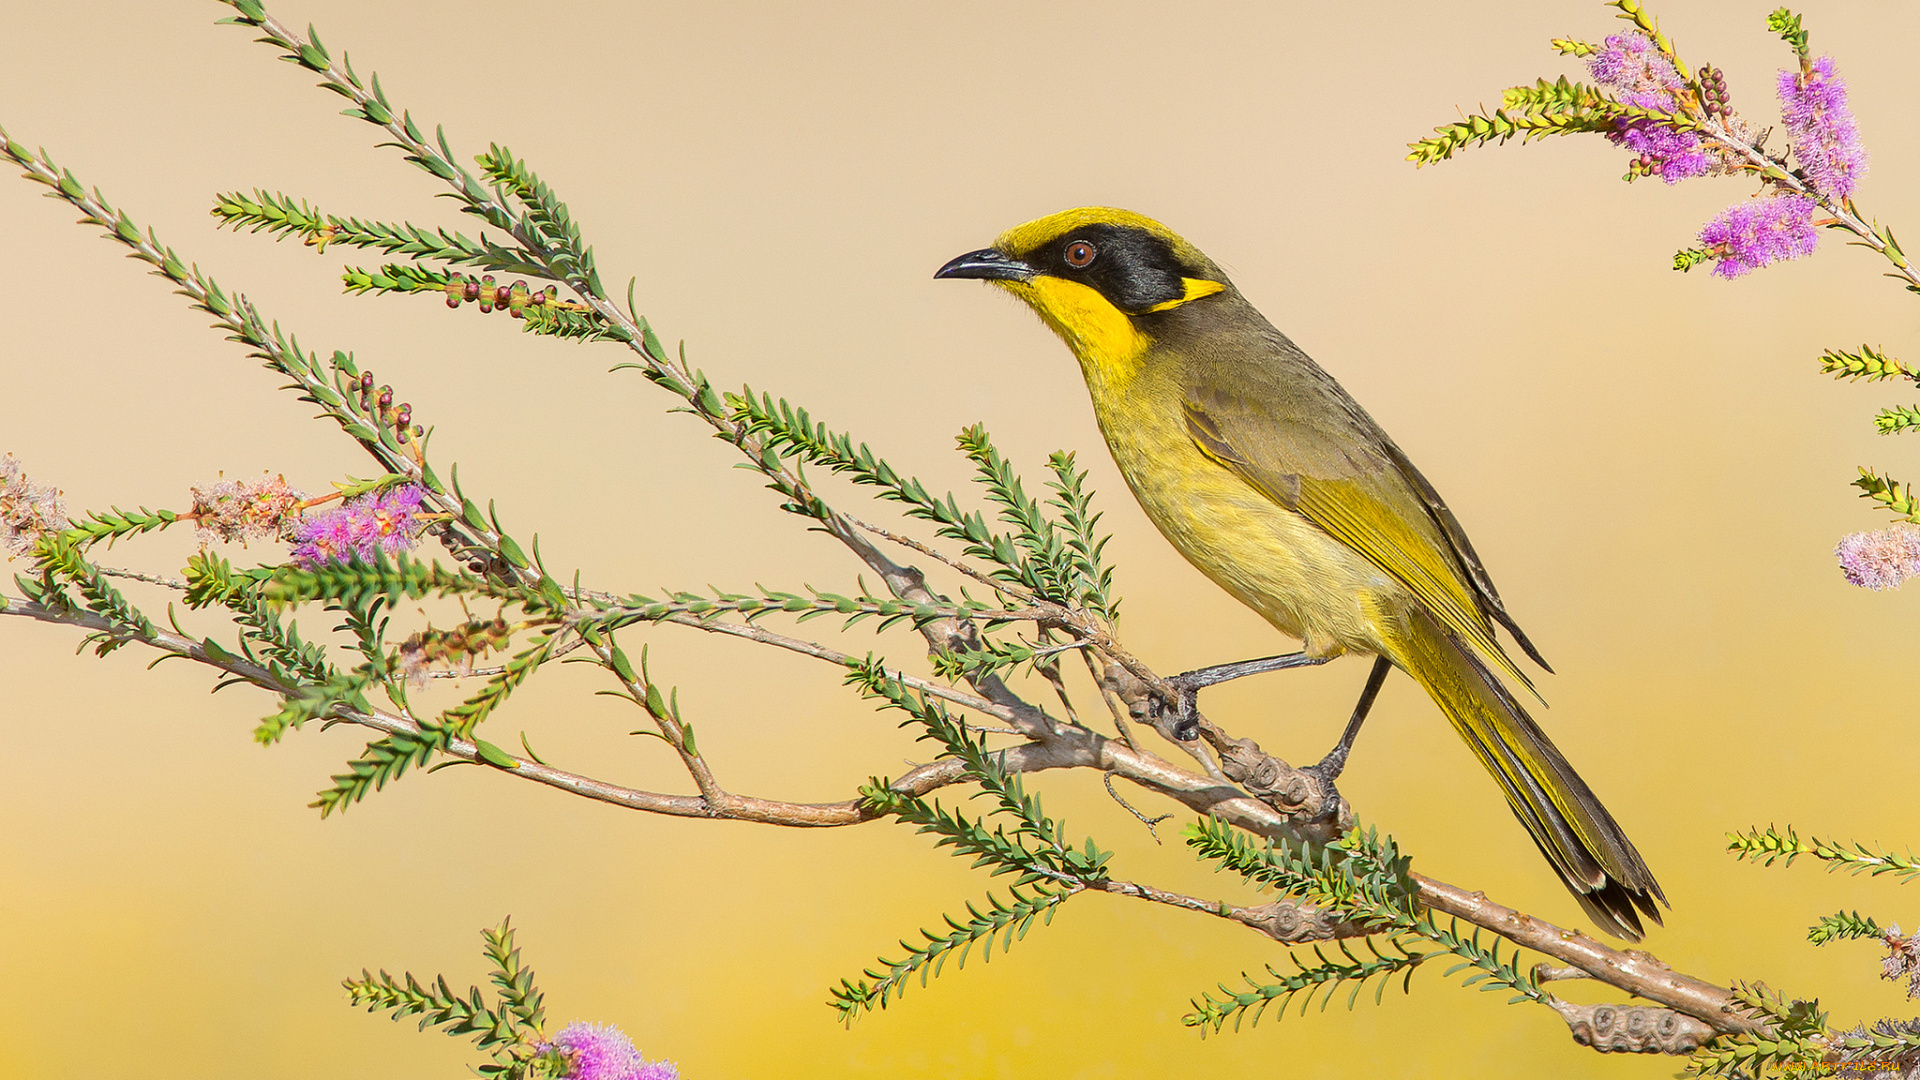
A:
[471,738,517,769]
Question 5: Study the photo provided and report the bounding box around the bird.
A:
[935,206,1666,940]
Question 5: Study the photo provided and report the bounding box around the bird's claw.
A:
[1309,741,1351,784]
[1300,744,1350,808]
[1163,673,1203,741]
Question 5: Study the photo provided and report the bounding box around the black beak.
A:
[935,247,1036,282]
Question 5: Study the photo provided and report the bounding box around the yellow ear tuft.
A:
[1141,278,1225,314]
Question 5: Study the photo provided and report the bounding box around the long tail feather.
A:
[1388,608,1666,940]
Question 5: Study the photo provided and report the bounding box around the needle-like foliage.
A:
[4,1,1917,1072]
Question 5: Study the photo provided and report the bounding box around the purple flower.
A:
[1835,526,1920,590]
[289,484,425,568]
[1698,194,1818,278]
[1615,125,1716,184]
[542,1023,678,1080]
[1587,32,1686,102]
[1585,32,1714,184]
[1778,56,1867,199]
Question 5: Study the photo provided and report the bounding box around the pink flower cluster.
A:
[1696,54,1865,279]
[543,1023,678,1080]
[1587,32,1716,183]
[1585,32,1869,280]
[289,484,425,568]
[1834,526,1920,591]
[1779,56,1867,199]
[1698,195,1818,279]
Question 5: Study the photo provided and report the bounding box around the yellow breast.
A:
[1078,366,1402,659]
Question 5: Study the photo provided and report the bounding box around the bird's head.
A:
[936,207,1232,379]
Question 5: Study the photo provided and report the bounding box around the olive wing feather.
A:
[1181,382,1541,695]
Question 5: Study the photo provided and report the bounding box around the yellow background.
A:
[2,1,1916,1076]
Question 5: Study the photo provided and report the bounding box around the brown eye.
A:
[1063,240,1097,269]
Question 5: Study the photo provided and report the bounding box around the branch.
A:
[1091,877,1369,944]
[1417,876,1761,1036]
[1550,1000,1717,1055]
[12,577,1758,1044]
[0,592,1282,833]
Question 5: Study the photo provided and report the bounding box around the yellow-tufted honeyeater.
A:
[937,207,1665,940]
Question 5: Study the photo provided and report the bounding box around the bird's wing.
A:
[1370,438,1552,672]
[1182,380,1540,696]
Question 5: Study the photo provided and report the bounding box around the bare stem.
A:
[836,509,1039,604]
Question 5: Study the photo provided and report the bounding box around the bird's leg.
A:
[1164,651,1330,740]
[1306,656,1392,784]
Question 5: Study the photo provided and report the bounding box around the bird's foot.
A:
[1306,739,1353,784]
[1298,743,1351,808]
[1162,673,1205,742]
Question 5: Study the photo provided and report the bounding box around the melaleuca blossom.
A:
[188,474,305,545]
[289,483,425,568]
[1586,31,1716,183]
[1694,52,1866,278]
[0,454,68,557]
[1697,194,1818,279]
[1834,526,1920,590]
[540,1022,678,1080]
[1883,925,1920,999]
[1778,55,1867,199]
[1574,30,1869,279]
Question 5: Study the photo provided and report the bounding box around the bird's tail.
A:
[1386,608,1666,940]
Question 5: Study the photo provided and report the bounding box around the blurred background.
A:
[2,1,1915,1076]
